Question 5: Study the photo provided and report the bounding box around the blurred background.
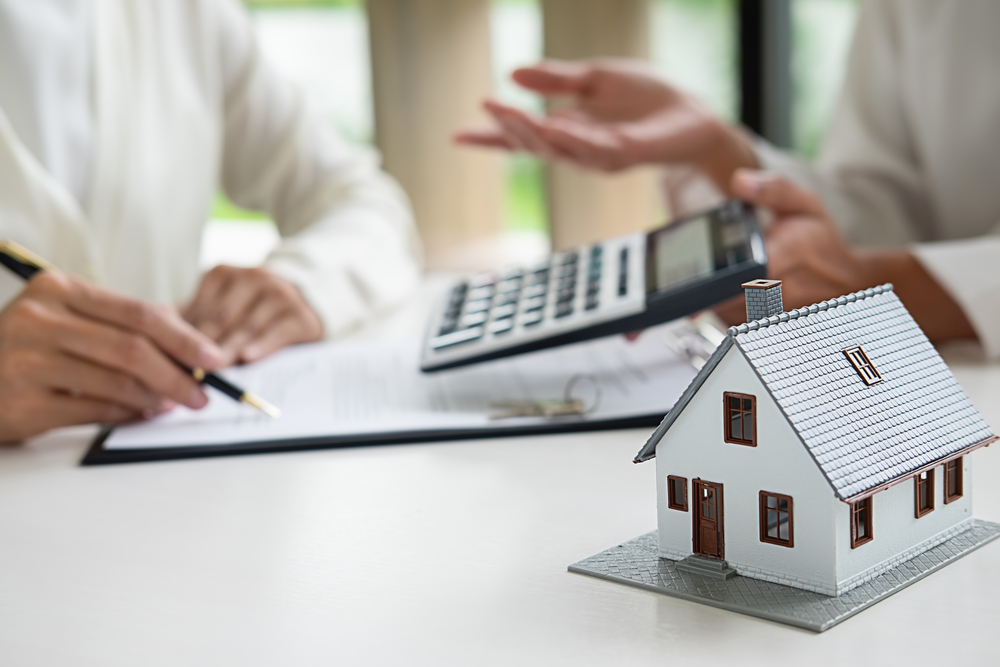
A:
[205,0,858,272]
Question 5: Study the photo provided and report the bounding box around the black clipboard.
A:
[81,412,664,466]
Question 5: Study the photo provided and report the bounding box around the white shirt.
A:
[0,0,92,204]
[756,0,1000,358]
[0,0,421,338]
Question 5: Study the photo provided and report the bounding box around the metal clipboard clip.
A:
[660,313,726,370]
[489,374,603,420]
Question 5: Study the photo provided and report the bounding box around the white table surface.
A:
[2,281,1000,666]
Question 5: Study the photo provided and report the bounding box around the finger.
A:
[548,107,592,123]
[49,311,210,409]
[453,128,518,150]
[34,273,224,371]
[511,60,592,96]
[482,102,556,158]
[240,316,308,364]
[217,298,291,361]
[731,169,825,217]
[200,275,265,344]
[42,351,171,413]
[42,393,140,430]
[538,118,624,170]
[183,266,236,329]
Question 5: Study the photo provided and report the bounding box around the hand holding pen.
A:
[0,241,278,443]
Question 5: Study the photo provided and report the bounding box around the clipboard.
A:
[81,413,666,465]
[81,324,704,466]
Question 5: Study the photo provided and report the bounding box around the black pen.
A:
[0,239,281,418]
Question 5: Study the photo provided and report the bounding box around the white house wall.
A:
[834,458,973,592]
[655,345,838,594]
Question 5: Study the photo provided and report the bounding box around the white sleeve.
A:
[753,0,928,247]
[212,0,422,338]
[911,234,1000,359]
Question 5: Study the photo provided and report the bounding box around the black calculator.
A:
[420,200,767,372]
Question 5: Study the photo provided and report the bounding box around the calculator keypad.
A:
[429,245,612,350]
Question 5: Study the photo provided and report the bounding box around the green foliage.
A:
[505,156,548,234]
[244,0,359,9]
[211,193,269,222]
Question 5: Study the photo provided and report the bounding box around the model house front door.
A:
[693,479,724,559]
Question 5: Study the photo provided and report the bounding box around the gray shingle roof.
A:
[634,284,995,500]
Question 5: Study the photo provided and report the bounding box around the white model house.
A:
[634,280,996,595]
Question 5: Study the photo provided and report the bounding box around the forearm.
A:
[858,249,976,343]
[692,123,760,195]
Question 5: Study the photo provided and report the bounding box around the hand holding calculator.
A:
[420,200,767,372]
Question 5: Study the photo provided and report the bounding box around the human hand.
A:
[715,170,976,343]
[735,170,871,311]
[454,59,757,191]
[182,265,323,366]
[714,170,874,324]
[0,272,224,442]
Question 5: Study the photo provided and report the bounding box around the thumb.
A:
[731,169,825,217]
[512,60,591,96]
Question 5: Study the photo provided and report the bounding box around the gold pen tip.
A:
[242,392,282,419]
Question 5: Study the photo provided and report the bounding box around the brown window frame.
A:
[759,491,794,547]
[850,497,874,548]
[945,458,964,504]
[723,392,756,446]
[843,345,882,385]
[914,469,935,518]
[667,475,688,511]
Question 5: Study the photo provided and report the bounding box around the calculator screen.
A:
[646,204,754,294]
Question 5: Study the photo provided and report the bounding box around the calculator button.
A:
[524,284,547,298]
[468,286,494,301]
[555,302,574,318]
[430,326,484,349]
[618,247,629,296]
[522,310,544,326]
[465,299,491,314]
[529,269,549,285]
[496,292,519,306]
[489,318,514,334]
[498,279,521,293]
[585,294,599,311]
[492,303,517,319]
[523,296,546,311]
[557,275,576,290]
[560,250,579,266]
[462,311,489,327]
[556,287,575,303]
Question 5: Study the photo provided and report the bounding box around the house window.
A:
[851,497,873,548]
[914,469,935,518]
[759,491,793,547]
[723,392,755,446]
[945,458,964,504]
[843,345,882,385]
[667,476,688,511]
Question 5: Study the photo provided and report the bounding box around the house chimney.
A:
[742,279,783,322]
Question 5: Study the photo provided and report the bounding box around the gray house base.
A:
[568,519,1000,632]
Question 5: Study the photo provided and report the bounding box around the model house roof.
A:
[634,284,995,500]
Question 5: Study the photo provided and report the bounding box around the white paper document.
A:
[104,323,698,451]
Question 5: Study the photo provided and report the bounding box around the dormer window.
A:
[723,392,756,446]
[843,345,882,385]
